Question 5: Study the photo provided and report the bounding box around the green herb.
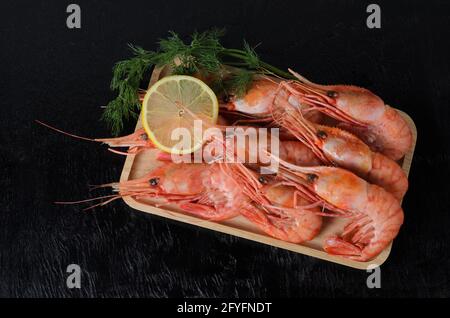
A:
[156,29,225,75]
[101,45,155,134]
[103,29,294,135]
[226,69,255,98]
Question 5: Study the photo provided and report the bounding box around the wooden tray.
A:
[119,66,417,270]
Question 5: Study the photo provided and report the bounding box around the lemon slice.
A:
[141,75,219,154]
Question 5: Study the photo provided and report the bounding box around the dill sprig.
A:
[102,45,155,134]
[226,69,255,98]
[156,29,225,75]
[103,29,294,135]
[242,41,261,69]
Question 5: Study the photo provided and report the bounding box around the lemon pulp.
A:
[141,75,218,154]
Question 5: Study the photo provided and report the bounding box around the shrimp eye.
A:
[317,130,327,139]
[149,178,159,186]
[327,91,338,98]
[258,176,268,184]
[307,173,318,182]
[222,94,231,103]
[140,133,148,141]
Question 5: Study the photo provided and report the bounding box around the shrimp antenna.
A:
[54,194,119,205]
[35,120,95,142]
[55,193,128,211]
[82,196,123,211]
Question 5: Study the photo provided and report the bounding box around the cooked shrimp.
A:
[272,100,408,200]
[95,128,153,155]
[278,141,321,166]
[97,114,230,155]
[155,126,321,168]
[274,160,404,261]
[230,134,321,167]
[277,69,413,160]
[252,183,322,243]
[219,163,322,243]
[226,78,279,116]
[37,115,235,156]
[222,77,322,124]
[88,162,254,220]
[36,120,154,155]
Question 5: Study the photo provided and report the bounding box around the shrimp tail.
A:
[323,235,362,256]
[369,153,409,201]
[240,206,295,243]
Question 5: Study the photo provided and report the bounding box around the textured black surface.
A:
[1,0,449,297]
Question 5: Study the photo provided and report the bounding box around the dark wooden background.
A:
[1,0,449,297]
